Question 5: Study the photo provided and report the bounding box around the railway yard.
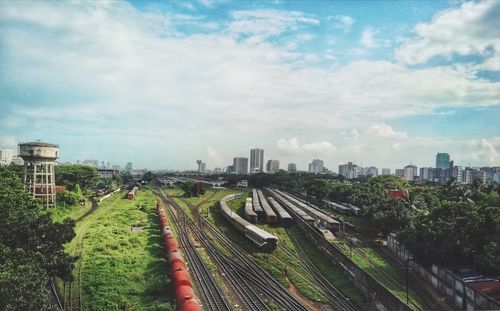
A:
[52,182,433,311]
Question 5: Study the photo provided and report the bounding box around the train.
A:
[252,189,264,219]
[220,194,278,252]
[156,202,201,311]
[323,200,362,216]
[267,188,315,225]
[257,190,277,224]
[244,197,258,223]
[128,187,138,200]
[266,197,293,228]
[276,190,340,231]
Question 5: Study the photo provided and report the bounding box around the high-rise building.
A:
[338,162,363,179]
[226,165,234,173]
[266,159,280,173]
[250,148,264,173]
[309,159,324,174]
[381,168,391,175]
[287,163,297,173]
[0,148,13,165]
[452,166,463,182]
[420,167,435,181]
[403,165,418,181]
[463,168,486,184]
[233,157,248,175]
[436,153,450,169]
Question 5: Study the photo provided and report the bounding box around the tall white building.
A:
[233,157,248,175]
[403,165,418,181]
[0,148,13,165]
[309,159,324,174]
[250,148,264,173]
[266,159,280,173]
[287,163,297,173]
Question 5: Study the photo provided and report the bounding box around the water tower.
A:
[18,141,59,207]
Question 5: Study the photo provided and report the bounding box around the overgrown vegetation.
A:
[65,186,171,310]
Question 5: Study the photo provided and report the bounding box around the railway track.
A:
[157,189,231,311]
[177,194,308,311]
[279,237,359,311]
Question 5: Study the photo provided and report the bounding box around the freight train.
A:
[220,194,278,252]
[156,202,201,311]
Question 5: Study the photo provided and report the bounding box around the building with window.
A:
[309,159,324,174]
[250,148,264,173]
[436,153,450,169]
[403,165,418,181]
[233,157,248,175]
[0,148,13,165]
[287,163,297,173]
[266,159,280,173]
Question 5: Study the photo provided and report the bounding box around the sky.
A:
[0,0,499,171]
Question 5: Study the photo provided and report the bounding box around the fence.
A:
[387,233,500,311]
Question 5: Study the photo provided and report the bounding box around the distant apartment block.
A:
[395,169,404,178]
[287,163,297,173]
[233,157,248,175]
[381,168,391,175]
[436,153,450,169]
[403,165,418,181]
[0,148,13,165]
[420,167,435,181]
[250,148,264,173]
[309,159,324,174]
[266,159,280,173]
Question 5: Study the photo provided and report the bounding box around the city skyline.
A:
[0,1,499,170]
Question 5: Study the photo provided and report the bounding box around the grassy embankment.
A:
[317,204,424,310]
[57,186,172,311]
[181,188,373,310]
[51,199,93,223]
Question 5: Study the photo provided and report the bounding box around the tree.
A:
[0,167,76,310]
[55,164,99,193]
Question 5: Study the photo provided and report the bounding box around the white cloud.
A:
[328,15,355,32]
[277,138,336,155]
[366,124,408,139]
[0,1,498,169]
[396,1,500,66]
[360,28,380,48]
[228,9,319,44]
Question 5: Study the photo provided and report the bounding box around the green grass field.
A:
[59,186,172,311]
